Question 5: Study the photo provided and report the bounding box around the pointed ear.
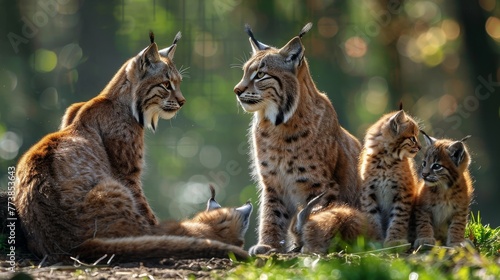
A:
[158,44,176,60]
[138,43,160,70]
[159,31,181,60]
[206,184,222,211]
[235,201,253,219]
[420,130,436,146]
[245,24,270,54]
[447,141,466,166]
[389,110,406,134]
[279,37,305,68]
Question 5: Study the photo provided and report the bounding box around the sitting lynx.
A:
[413,132,473,248]
[359,109,421,247]
[14,32,249,263]
[234,23,362,256]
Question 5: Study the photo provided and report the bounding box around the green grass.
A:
[223,212,500,280]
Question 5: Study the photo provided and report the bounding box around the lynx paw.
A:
[248,244,277,256]
[414,237,436,248]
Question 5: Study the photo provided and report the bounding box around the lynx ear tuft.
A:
[298,22,313,38]
[158,31,181,60]
[149,31,155,44]
[245,24,270,54]
[206,184,222,211]
[460,135,471,142]
[172,31,182,45]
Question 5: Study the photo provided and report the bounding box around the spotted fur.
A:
[288,193,374,254]
[14,32,248,263]
[234,23,362,255]
[413,133,473,248]
[359,110,421,247]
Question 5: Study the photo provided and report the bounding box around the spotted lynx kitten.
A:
[14,32,249,263]
[359,109,421,247]
[414,132,473,248]
[233,23,362,255]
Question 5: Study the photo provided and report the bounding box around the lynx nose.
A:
[422,172,430,178]
[176,91,186,107]
[233,85,246,96]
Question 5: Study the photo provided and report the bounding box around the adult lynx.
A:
[233,23,361,255]
[14,32,248,263]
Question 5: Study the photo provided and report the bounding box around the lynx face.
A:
[365,110,421,160]
[420,134,471,188]
[234,24,312,126]
[127,32,186,131]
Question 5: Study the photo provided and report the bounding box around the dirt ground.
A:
[0,256,237,279]
[0,193,242,279]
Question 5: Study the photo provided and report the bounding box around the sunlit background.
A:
[1,0,499,248]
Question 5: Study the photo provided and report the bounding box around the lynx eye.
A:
[159,81,172,91]
[431,163,442,171]
[256,71,265,79]
[410,136,417,143]
[422,161,426,167]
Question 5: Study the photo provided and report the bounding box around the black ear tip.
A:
[149,31,155,44]
[299,22,313,38]
[398,101,403,110]
[172,31,182,45]
[244,24,254,37]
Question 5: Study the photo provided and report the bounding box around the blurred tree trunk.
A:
[457,0,500,217]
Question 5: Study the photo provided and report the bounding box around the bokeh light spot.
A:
[32,49,57,73]
[441,19,460,41]
[177,136,199,158]
[318,17,338,38]
[40,87,59,110]
[194,32,218,57]
[344,36,367,58]
[438,94,457,117]
[485,16,500,40]
[0,131,22,160]
[199,145,221,169]
[59,43,83,69]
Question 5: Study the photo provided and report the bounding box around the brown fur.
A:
[414,133,473,248]
[359,110,421,247]
[60,102,85,129]
[288,194,374,254]
[14,33,249,263]
[234,24,361,255]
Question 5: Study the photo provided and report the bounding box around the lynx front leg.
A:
[360,186,384,242]
[414,207,436,248]
[447,208,468,247]
[249,187,290,255]
[384,194,412,247]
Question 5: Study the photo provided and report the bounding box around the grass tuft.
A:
[223,212,500,279]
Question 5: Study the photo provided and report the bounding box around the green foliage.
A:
[224,215,500,279]
[465,212,500,257]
